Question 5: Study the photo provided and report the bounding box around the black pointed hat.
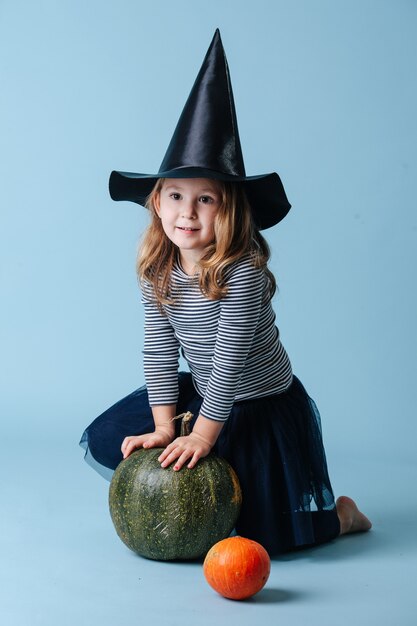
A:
[109,29,291,230]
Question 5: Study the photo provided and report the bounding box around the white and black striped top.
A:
[142,255,293,422]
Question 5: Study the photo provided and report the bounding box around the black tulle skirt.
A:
[79,373,340,555]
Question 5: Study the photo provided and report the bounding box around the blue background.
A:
[1,1,416,625]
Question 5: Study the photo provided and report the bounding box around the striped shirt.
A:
[142,255,293,421]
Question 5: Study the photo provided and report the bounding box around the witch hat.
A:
[109,29,291,230]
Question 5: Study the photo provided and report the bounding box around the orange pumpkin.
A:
[203,536,271,600]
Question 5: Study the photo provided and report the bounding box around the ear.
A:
[153,191,161,217]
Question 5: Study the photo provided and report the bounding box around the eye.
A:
[169,193,182,201]
[199,195,214,204]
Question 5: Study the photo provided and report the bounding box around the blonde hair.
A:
[137,178,276,308]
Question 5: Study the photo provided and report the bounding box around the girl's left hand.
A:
[158,433,212,471]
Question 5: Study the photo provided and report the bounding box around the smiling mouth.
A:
[177,226,199,231]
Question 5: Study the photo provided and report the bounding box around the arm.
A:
[142,286,181,407]
[198,260,265,421]
[121,284,180,459]
[158,259,265,470]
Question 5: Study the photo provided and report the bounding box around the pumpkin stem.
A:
[170,411,194,436]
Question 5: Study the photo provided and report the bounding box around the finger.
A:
[187,451,201,469]
[122,438,136,455]
[157,448,167,462]
[121,436,133,453]
[124,438,137,453]
[158,442,177,463]
[123,438,143,457]
[173,450,193,472]
[160,447,183,468]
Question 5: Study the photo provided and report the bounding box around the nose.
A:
[180,199,197,219]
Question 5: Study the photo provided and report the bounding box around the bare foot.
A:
[336,496,372,535]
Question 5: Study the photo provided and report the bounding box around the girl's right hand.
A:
[121,429,174,459]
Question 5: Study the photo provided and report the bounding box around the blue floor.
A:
[2,427,416,626]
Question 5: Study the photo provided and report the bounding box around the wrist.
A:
[192,414,224,448]
[151,404,177,435]
[189,430,213,448]
[155,423,175,436]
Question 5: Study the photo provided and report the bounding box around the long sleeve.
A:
[142,285,180,406]
[141,258,293,418]
[198,261,265,421]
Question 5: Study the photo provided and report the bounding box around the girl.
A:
[79,30,371,555]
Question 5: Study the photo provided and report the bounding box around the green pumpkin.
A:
[108,414,242,561]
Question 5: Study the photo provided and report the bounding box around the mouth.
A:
[176,226,200,232]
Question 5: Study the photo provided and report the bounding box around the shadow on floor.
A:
[246,587,310,604]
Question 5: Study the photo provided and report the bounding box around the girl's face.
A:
[155,178,222,270]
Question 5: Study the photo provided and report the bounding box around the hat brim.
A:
[109,167,291,230]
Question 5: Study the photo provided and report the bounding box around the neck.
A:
[178,251,201,276]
